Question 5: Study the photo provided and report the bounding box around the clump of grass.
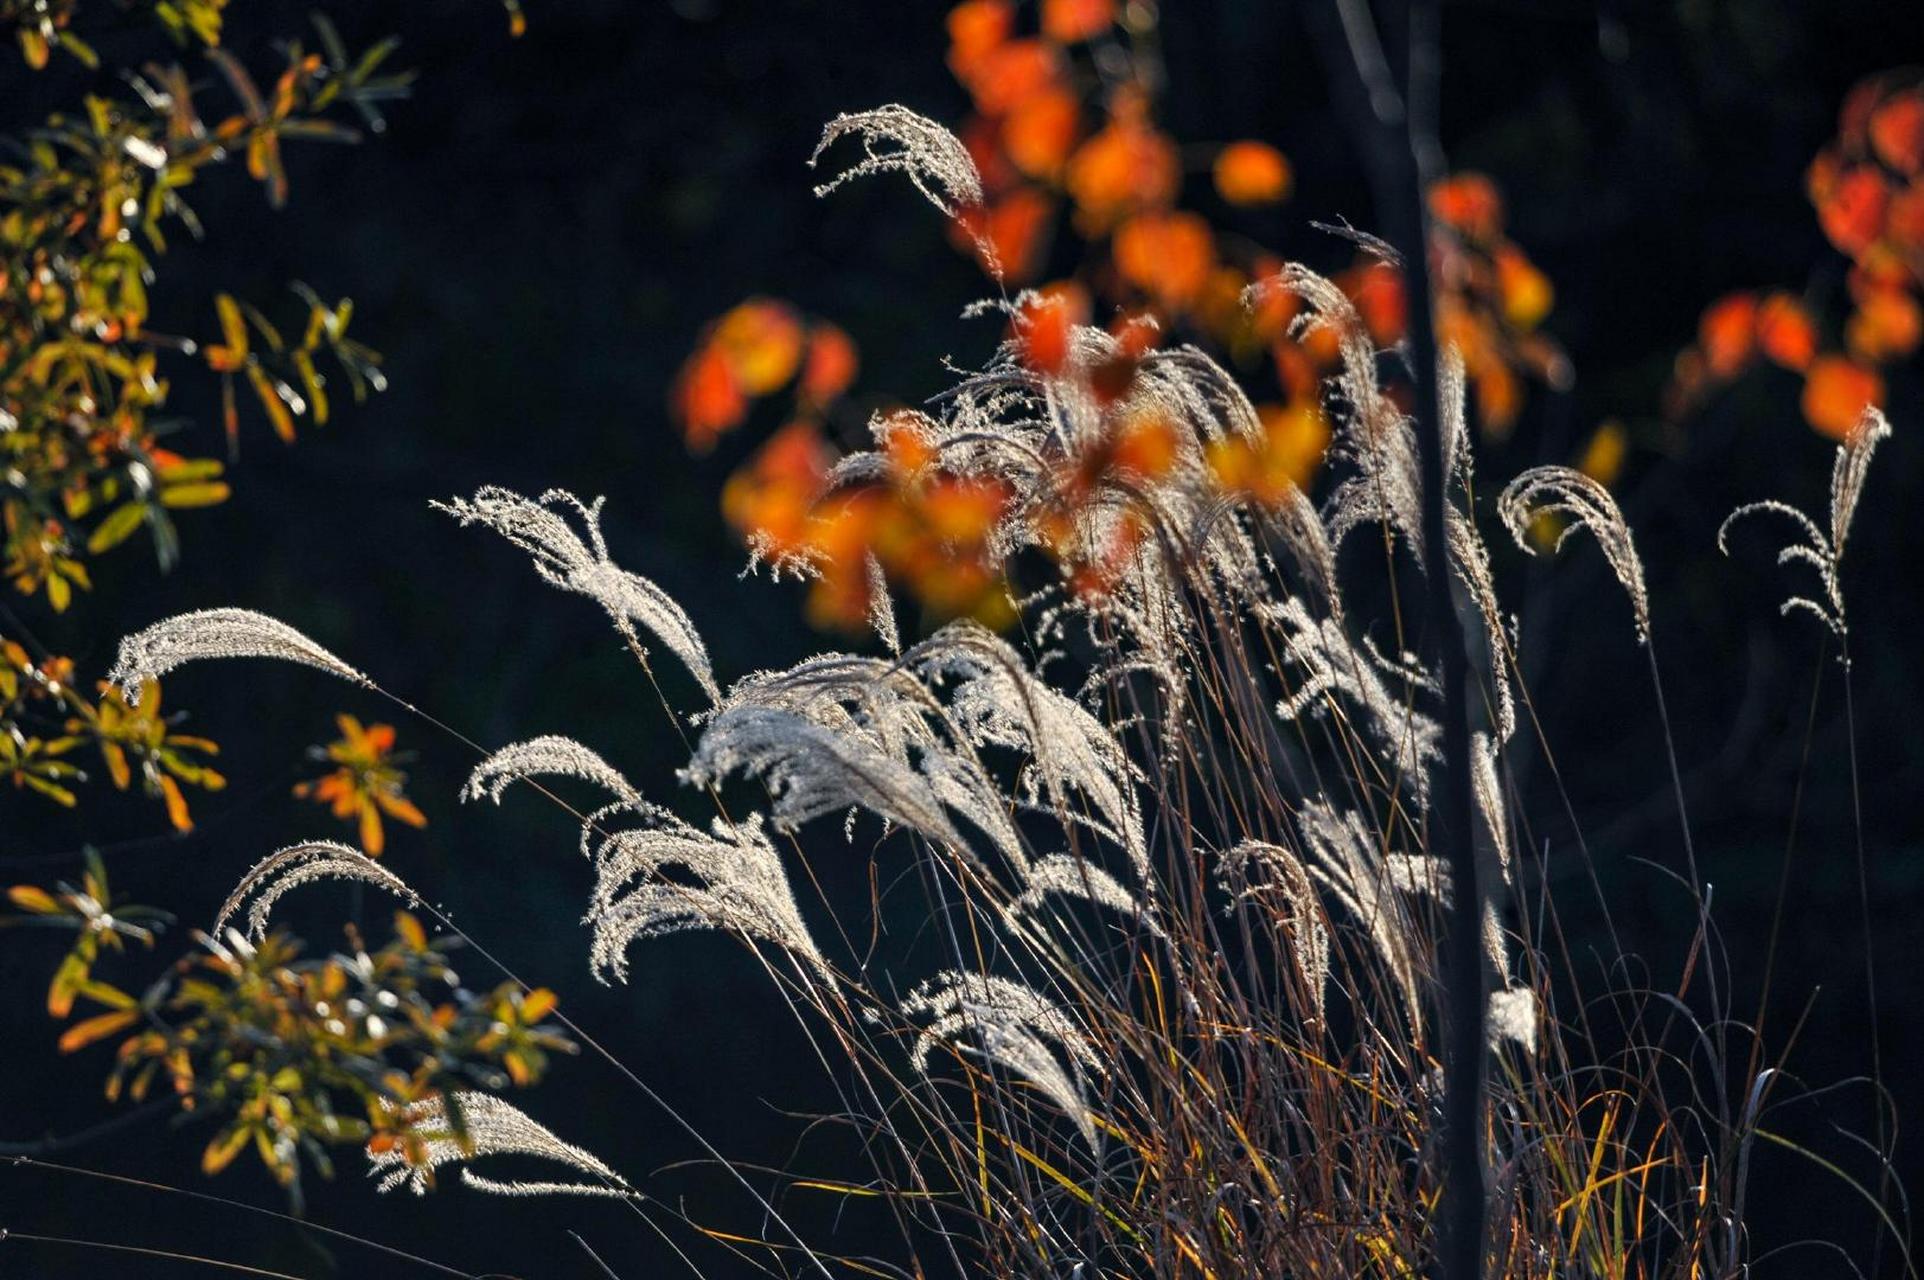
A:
[95,113,1904,1280]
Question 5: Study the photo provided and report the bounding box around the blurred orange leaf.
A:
[1213,141,1292,207]
[1802,355,1885,440]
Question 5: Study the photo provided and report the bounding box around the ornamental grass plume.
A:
[102,105,1902,1280]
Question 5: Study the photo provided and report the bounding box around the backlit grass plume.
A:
[810,105,984,217]
[1719,405,1891,647]
[214,839,416,941]
[434,486,719,703]
[368,1092,636,1200]
[102,116,1897,1280]
[110,607,370,702]
[1498,465,1652,642]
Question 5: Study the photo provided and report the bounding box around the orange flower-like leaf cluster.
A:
[1676,70,1921,439]
[673,298,860,451]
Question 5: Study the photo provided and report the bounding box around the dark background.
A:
[4,1,1924,1275]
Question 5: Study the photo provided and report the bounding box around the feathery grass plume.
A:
[1008,853,1158,939]
[1294,800,1428,1034]
[1251,265,1424,554]
[1718,406,1892,647]
[1269,597,1443,806]
[369,1092,636,1199]
[902,972,1103,1147]
[109,607,370,704]
[1254,272,1517,739]
[805,327,1279,708]
[1498,465,1652,642]
[434,487,720,703]
[1448,510,1517,742]
[586,809,828,983]
[909,621,1147,878]
[214,840,417,941]
[1219,840,1331,1026]
[688,702,970,852]
[810,105,983,216]
[1436,347,1519,742]
[687,653,1026,871]
[1485,985,1538,1053]
[1263,483,1346,624]
[461,735,639,805]
[865,552,901,655]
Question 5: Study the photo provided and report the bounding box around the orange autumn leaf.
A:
[1014,285,1088,375]
[1801,354,1885,441]
[1817,167,1889,258]
[1494,245,1553,330]
[1473,360,1523,435]
[1887,184,1924,251]
[946,0,1013,82]
[800,324,860,406]
[1342,261,1408,347]
[1114,211,1214,308]
[1870,90,1924,175]
[957,187,1055,281]
[722,420,834,554]
[1065,113,1180,229]
[712,298,805,396]
[1004,88,1081,180]
[294,715,426,857]
[1756,292,1817,371]
[1108,413,1180,481]
[1578,420,1629,487]
[59,1008,139,1054]
[1213,141,1292,207]
[963,38,1062,116]
[1429,173,1504,241]
[673,344,748,451]
[918,476,1011,546]
[1846,286,1924,360]
[1207,401,1330,503]
[1041,0,1114,43]
[1698,292,1759,379]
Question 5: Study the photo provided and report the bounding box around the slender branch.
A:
[1305,3,1486,1277]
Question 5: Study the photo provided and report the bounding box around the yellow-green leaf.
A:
[7,885,59,914]
[86,503,147,553]
[58,1008,139,1053]
[159,482,231,509]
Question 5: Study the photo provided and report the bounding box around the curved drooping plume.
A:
[810,105,983,217]
[586,809,827,983]
[1250,265,1424,555]
[214,840,417,941]
[1292,801,1429,1036]
[909,622,1147,879]
[368,1092,636,1200]
[1219,840,1331,1027]
[686,653,1025,872]
[1268,597,1443,807]
[434,487,719,704]
[1718,406,1891,647]
[1248,268,1515,738]
[109,607,370,704]
[462,735,640,806]
[903,972,1104,1147]
[1009,853,1156,939]
[1499,466,1652,643]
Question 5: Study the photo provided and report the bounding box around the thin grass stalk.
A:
[8,1156,478,1279]
[1839,643,1893,1273]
